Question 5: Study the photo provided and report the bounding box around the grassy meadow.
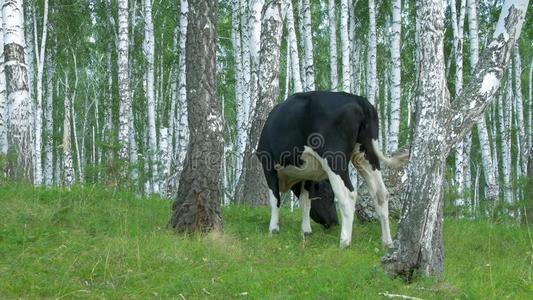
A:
[0,184,531,299]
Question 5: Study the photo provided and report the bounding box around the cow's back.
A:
[257,91,375,169]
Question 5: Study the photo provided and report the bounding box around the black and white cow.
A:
[256,91,407,248]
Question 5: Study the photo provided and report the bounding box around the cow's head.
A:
[309,180,338,229]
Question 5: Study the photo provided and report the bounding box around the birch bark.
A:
[383,0,529,279]
[143,0,159,194]
[300,0,314,91]
[366,0,377,105]
[468,0,498,200]
[2,0,33,181]
[328,0,337,91]
[388,0,401,153]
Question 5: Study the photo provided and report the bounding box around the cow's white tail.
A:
[372,140,409,168]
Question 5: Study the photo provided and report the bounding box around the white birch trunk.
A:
[63,74,73,187]
[43,44,53,186]
[527,59,533,152]
[388,0,401,153]
[176,0,189,182]
[451,0,467,205]
[286,0,302,92]
[468,0,498,200]
[240,0,251,127]
[300,0,314,91]
[2,0,33,181]
[366,0,377,105]
[118,0,130,163]
[159,127,169,196]
[31,0,47,185]
[143,0,159,194]
[0,8,6,156]
[233,0,246,192]
[490,102,499,184]
[328,0,337,91]
[513,45,527,177]
[348,0,357,94]
[248,0,264,123]
[501,71,513,204]
[340,0,350,92]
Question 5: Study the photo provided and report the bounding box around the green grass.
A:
[0,184,531,299]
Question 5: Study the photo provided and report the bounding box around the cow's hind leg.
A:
[265,171,281,234]
[353,156,393,247]
[299,182,312,236]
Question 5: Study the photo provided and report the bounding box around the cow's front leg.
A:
[268,189,280,234]
[300,187,312,236]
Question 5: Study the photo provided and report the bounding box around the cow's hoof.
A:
[339,240,351,248]
[301,231,312,238]
[269,228,279,235]
[383,242,393,249]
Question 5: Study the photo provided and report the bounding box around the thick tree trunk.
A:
[382,0,529,279]
[2,0,33,181]
[388,0,401,154]
[168,0,223,232]
[235,0,283,206]
[328,0,337,91]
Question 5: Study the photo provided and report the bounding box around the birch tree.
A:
[366,0,377,105]
[168,0,223,232]
[513,46,527,177]
[233,0,248,193]
[286,0,302,92]
[43,49,53,185]
[176,0,188,183]
[236,0,283,206]
[382,0,529,278]
[0,9,6,156]
[300,0,314,91]
[30,0,47,185]
[2,0,33,181]
[501,70,513,203]
[248,0,264,123]
[388,0,401,154]
[117,0,130,164]
[143,0,159,194]
[328,0,337,91]
[450,0,467,205]
[63,74,73,187]
[340,0,350,92]
[468,0,499,200]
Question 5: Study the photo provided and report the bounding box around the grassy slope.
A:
[0,185,531,299]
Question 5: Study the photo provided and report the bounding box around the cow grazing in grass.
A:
[308,180,338,229]
[257,91,407,248]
